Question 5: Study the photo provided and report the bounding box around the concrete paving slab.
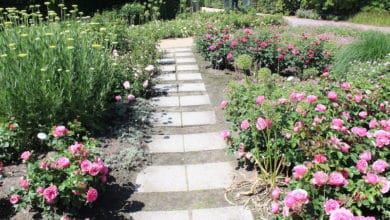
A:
[183,132,226,152]
[187,162,233,191]
[180,95,210,106]
[175,52,194,58]
[162,53,174,58]
[176,57,197,64]
[173,47,192,52]
[192,206,253,220]
[160,65,176,73]
[131,210,189,220]
[148,134,184,153]
[150,112,181,127]
[178,83,206,92]
[158,58,176,65]
[177,65,199,71]
[151,96,180,107]
[177,73,202,81]
[154,84,178,93]
[182,111,216,126]
[156,73,176,81]
[136,165,187,192]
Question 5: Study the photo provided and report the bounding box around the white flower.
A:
[37,132,48,140]
[145,65,154,73]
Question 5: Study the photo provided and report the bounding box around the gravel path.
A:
[201,7,390,33]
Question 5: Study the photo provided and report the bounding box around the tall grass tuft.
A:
[0,20,122,152]
[333,31,390,74]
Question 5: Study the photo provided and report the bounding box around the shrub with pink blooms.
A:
[9,121,108,217]
[222,58,389,218]
[196,25,331,76]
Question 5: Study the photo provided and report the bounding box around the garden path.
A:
[130,38,254,220]
[200,7,390,33]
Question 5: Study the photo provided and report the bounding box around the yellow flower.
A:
[20,33,28,37]
[18,53,28,58]
[67,46,74,50]
[92,44,102,49]
[49,45,56,49]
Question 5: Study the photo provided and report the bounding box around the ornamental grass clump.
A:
[0,6,154,161]
[9,121,108,218]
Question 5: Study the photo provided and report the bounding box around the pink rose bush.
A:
[196,25,331,74]
[221,63,389,218]
[10,122,107,216]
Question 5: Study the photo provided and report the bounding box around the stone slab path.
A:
[130,38,253,220]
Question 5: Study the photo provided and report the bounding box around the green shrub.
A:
[295,8,321,20]
[348,11,390,27]
[235,54,252,70]
[333,31,390,74]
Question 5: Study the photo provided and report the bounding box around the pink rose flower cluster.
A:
[80,158,109,183]
[53,125,70,137]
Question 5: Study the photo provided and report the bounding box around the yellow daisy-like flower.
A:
[92,44,102,49]
[18,53,28,58]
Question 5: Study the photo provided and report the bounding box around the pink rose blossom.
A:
[43,185,58,204]
[307,95,318,103]
[127,94,136,101]
[292,49,300,55]
[271,187,281,200]
[69,142,83,155]
[351,127,367,137]
[226,53,233,61]
[123,81,130,90]
[271,202,280,214]
[342,112,350,120]
[278,98,288,104]
[115,96,122,102]
[36,187,44,195]
[331,119,344,130]
[57,157,70,169]
[328,172,348,187]
[296,93,306,101]
[315,104,327,112]
[240,120,250,130]
[278,54,284,60]
[220,100,228,109]
[53,125,70,137]
[328,91,338,101]
[290,92,298,100]
[19,178,29,189]
[289,189,309,204]
[256,117,267,130]
[256,96,265,104]
[359,151,372,161]
[313,154,327,163]
[9,194,21,204]
[81,160,92,173]
[356,160,368,173]
[209,45,217,51]
[292,164,308,179]
[341,143,350,153]
[220,130,230,140]
[365,173,380,185]
[359,112,368,119]
[355,95,363,103]
[322,71,330,77]
[329,208,353,220]
[324,199,340,215]
[374,130,389,148]
[112,49,119,56]
[379,177,390,194]
[20,151,31,161]
[369,120,377,128]
[283,206,290,218]
[379,120,390,130]
[230,41,238,47]
[88,163,103,176]
[285,133,292,139]
[205,34,212,40]
[284,195,296,209]
[311,171,328,186]
[86,188,98,202]
[372,160,388,173]
[341,82,351,90]
[39,161,48,169]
